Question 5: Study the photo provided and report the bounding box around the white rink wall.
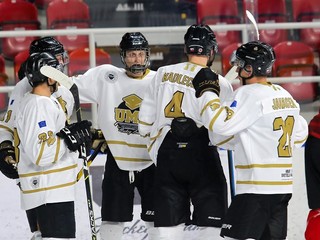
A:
[0,102,317,240]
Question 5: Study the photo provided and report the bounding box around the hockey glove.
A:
[91,128,108,154]
[0,140,18,179]
[192,68,220,98]
[305,209,320,240]
[57,120,93,153]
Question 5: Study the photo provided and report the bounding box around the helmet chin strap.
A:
[47,80,58,93]
[239,67,254,85]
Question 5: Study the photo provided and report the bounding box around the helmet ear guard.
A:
[119,32,150,74]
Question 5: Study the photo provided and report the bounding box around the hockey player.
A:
[14,52,92,240]
[192,41,308,239]
[71,32,158,239]
[138,24,233,240]
[304,110,320,240]
[0,37,73,240]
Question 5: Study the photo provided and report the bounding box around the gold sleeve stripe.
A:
[53,137,61,163]
[36,141,46,165]
[150,128,163,141]
[294,136,308,144]
[200,99,220,116]
[235,163,292,169]
[107,140,147,148]
[209,107,225,131]
[138,120,153,126]
[237,180,292,185]
[19,164,78,178]
[0,124,14,134]
[22,180,77,194]
[148,138,156,153]
[215,136,234,146]
[114,156,152,162]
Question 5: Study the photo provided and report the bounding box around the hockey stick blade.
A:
[225,66,238,82]
[40,65,74,90]
[246,10,260,40]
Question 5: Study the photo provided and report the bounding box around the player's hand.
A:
[305,209,320,240]
[57,120,93,154]
[0,141,18,179]
[192,68,220,98]
[91,128,108,154]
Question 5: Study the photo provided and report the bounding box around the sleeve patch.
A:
[38,120,47,128]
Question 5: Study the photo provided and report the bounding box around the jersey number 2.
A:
[273,116,294,157]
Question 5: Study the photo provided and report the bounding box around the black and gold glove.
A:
[193,68,220,98]
[0,141,18,179]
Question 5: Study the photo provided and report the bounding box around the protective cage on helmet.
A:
[119,32,150,74]
[184,24,218,57]
[25,52,61,87]
[234,41,276,76]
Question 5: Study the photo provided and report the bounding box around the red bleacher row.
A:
[0,0,319,111]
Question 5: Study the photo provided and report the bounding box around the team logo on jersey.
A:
[114,94,142,135]
[30,177,39,189]
[105,71,118,83]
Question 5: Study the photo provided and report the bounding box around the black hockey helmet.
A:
[234,41,275,77]
[18,37,68,80]
[25,52,61,87]
[119,32,150,74]
[184,24,218,57]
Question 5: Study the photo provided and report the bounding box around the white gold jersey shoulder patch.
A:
[105,71,118,83]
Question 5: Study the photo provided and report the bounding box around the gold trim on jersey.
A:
[294,136,308,144]
[200,99,220,116]
[138,119,153,126]
[235,163,292,169]
[209,107,225,131]
[0,124,13,134]
[19,164,78,178]
[114,156,152,162]
[215,136,234,146]
[237,180,292,185]
[22,180,77,194]
[36,141,46,165]
[53,137,61,163]
[107,140,147,148]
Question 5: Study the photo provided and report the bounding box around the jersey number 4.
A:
[164,91,185,118]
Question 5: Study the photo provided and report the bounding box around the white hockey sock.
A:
[99,221,124,240]
[157,224,185,240]
[145,221,160,240]
[198,227,224,240]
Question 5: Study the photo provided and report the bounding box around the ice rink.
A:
[0,100,318,240]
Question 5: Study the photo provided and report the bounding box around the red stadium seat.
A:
[292,0,320,52]
[242,0,288,46]
[0,0,40,59]
[0,54,8,112]
[273,41,318,103]
[221,42,242,90]
[68,47,111,109]
[13,49,29,83]
[197,0,241,53]
[46,0,91,52]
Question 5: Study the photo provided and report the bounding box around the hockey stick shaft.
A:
[69,84,97,240]
[76,140,104,182]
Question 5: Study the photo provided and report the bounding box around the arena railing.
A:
[0,21,319,125]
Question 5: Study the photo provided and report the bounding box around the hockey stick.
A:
[223,10,260,200]
[40,66,98,240]
[76,140,104,182]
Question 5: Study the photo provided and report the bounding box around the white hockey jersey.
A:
[138,62,233,164]
[197,82,308,195]
[72,64,156,171]
[0,77,74,143]
[15,93,78,210]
